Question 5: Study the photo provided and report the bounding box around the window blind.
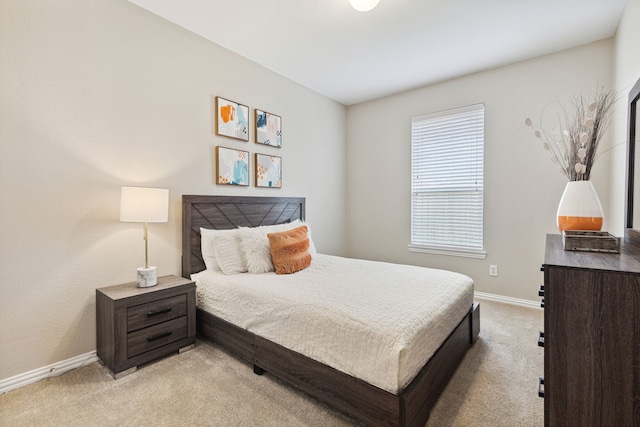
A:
[410,103,485,257]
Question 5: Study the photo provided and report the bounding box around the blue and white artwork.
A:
[216,97,249,141]
[255,109,282,147]
[216,146,249,186]
[255,153,282,188]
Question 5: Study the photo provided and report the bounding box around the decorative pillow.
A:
[213,233,248,274]
[267,225,312,274]
[238,220,303,273]
[201,227,239,271]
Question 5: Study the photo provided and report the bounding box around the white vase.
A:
[556,180,603,232]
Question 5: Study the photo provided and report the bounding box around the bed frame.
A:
[182,195,480,427]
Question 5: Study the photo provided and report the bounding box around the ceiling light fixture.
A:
[349,0,380,12]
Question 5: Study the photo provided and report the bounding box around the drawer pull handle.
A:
[540,298,544,308]
[538,285,544,297]
[538,331,544,347]
[148,308,172,317]
[538,377,545,398]
[147,331,172,342]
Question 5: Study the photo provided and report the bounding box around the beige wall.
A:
[611,0,640,235]
[0,0,347,380]
[2,0,638,384]
[345,39,614,302]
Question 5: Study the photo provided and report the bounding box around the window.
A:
[409,103,485,258]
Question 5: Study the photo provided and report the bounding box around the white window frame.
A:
[409,103,486,259]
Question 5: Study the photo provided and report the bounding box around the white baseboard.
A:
[0,351,99,395]
[474,291,542,309]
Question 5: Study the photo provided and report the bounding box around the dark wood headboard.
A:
[181,195,306,278]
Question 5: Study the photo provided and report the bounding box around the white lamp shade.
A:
[349,0,380,12]
[120,187,169,223]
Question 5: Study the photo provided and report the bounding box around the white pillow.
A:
[213,233,248,274]
[200,227,238,271]
[302,221,317,256]
[238,220,306,273]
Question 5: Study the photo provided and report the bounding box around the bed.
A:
[181,195,480,427]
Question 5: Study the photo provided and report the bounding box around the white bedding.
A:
[195,254,474,394]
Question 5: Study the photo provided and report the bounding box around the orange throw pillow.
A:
[267,225,312,274]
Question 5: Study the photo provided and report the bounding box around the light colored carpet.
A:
[0,298,544,426]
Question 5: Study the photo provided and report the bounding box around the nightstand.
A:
[96,275,196,378]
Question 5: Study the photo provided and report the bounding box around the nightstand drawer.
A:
[127,316,188,358]
[127,294,187,332]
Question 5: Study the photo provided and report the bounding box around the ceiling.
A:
[128,0,628,106]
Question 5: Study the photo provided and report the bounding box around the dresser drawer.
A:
[127,294,187,332]
[127,316,188,358]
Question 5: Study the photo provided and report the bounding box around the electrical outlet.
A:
[489,265,498,276]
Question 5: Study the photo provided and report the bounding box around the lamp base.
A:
[136,266,158,288]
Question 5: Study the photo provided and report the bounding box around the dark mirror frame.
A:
[624,76,640,244]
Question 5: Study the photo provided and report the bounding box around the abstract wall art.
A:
[255,153,282,188]
[255,109,282,147]
[216,96,249,141]
[216,146,249,186]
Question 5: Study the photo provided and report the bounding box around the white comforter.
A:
[195,254,474,394]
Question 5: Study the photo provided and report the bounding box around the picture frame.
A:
[215,97,249,141]
[216,146,250,186]
[255,109,282,147]
[255,153,282,188]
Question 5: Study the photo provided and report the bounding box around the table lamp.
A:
[120,186,169,287]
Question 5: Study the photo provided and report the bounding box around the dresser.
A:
[96,275,196,378]
[541,234,640,426]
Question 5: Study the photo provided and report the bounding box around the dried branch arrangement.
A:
[525,89,615,181]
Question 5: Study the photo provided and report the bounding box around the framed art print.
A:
[216,146,249,186]
[255,109,282,147]
[215,97,249,141]
[255,153,282,188]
